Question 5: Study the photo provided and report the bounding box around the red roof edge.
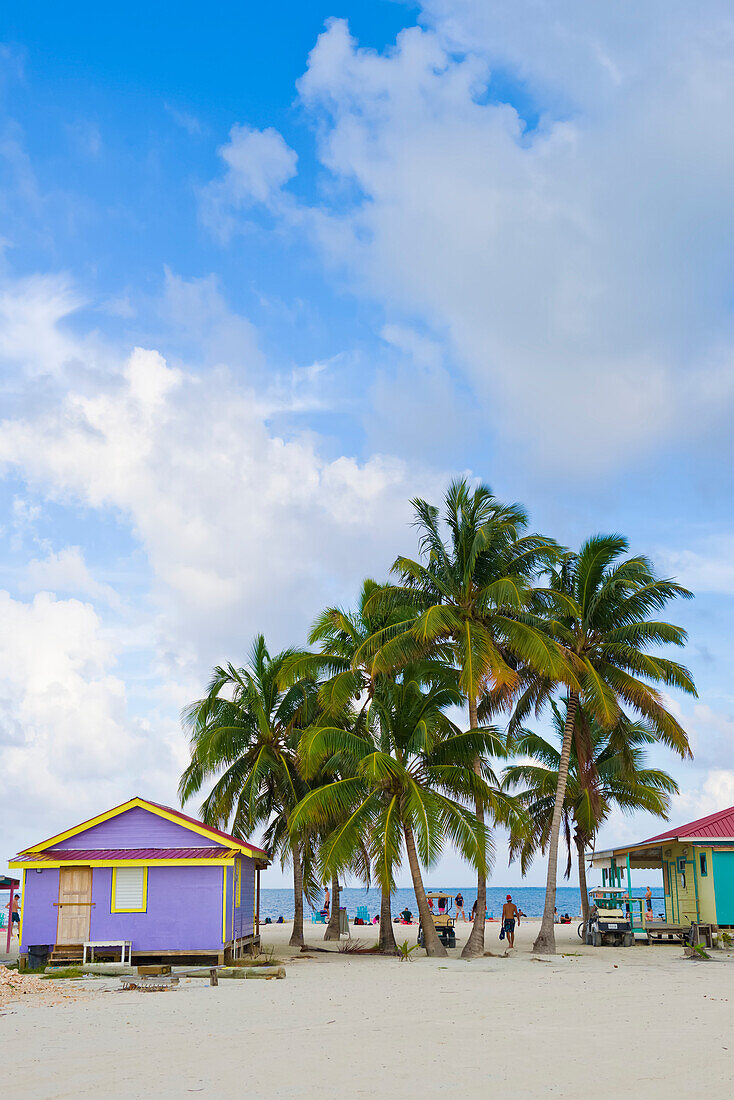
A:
[640,803,734,844]
[144,798,268,858]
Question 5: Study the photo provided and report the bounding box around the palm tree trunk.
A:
[403,822,447,958]
[379,884,398,955]
[462,695,486,960]
[289,842,305,947]
[576,834,590,928]
[533,692,579,954]
[324,874,341,940]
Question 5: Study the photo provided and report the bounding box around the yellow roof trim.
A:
[19,797,262,858]
[9,856,238,869]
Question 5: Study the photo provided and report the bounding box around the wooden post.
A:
[6,884,12,954]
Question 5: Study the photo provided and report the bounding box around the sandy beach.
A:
[2,919,733,1099]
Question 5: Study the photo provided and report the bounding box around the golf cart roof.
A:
[426,891,454,900]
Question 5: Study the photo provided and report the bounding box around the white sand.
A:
[2,919,734,1098]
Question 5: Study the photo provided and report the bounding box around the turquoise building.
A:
[592,804,734,929]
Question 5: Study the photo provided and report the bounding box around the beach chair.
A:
[356,905,369,922]
[311,911,327,924]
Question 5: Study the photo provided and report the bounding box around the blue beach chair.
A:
[355,905,369,923]
[311,910,327,924]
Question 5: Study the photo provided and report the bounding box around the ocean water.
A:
[260,885,661,922]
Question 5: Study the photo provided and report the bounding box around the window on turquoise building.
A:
[699,852,708,877]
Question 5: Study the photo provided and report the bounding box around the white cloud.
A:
[164,103,203,136]
[658,538,734,597]
[0,274,85,376]
[0,269,445,862]
[9,496,41,550]
[23,546,122,609]
[196,9,734,472]
[200,124,298,240]
[0,590,176,858]
[684,770,734,817]
[0,277,441,666]
[159,268,264,374]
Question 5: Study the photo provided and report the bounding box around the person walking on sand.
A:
[5,894,20,936]
[501,894,520,949]
[323,885,330,918]
[455,892,467,921]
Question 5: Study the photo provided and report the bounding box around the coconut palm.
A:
[283,579,404,954]
[291,664,514,957]
[179,635,318,948]
[511,535,696,953]
[360,479,562,957]
[503,701,679,926]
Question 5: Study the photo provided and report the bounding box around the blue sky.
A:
[2,1,734,888]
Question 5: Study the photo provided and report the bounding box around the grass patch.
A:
[228,957,285,968]
[42,967,97,980]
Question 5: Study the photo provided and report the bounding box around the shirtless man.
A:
[5,894,20,937]
[501,894,520,948]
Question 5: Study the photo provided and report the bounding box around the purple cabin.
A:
[10,797,269,964]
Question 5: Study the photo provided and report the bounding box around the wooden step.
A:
[49,945,84,962]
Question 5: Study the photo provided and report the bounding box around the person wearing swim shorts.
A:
[455,892,467,921]
[5,894,20,936]
[501,893,520,948]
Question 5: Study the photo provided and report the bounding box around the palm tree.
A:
[511,535,696,953]
[283,579,403,954]
[291,665,512,957]
[360,479,561,957]
[504,701,679,926]
[179,635,318,948]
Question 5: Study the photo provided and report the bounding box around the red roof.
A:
[15,847,233,863]
[641,804,734,844]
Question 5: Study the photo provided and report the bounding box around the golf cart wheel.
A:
[592,932,602,947]
[577,922,586,940]
[447,931,456,948]
[623,932,634,947]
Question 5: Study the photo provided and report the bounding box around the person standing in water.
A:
[501,894,520,948]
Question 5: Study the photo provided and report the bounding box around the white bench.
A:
[83,940,132,965]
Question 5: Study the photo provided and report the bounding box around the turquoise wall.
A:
[712,852,734,924]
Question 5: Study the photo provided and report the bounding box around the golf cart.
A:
[418,891,456,948]
[585,887,634,947]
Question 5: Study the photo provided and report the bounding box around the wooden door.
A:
[56,866,92,943]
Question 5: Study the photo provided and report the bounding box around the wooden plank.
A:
[57,867,92,944]
[134,949,222,956]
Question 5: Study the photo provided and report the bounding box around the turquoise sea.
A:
[260,884,663,922]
